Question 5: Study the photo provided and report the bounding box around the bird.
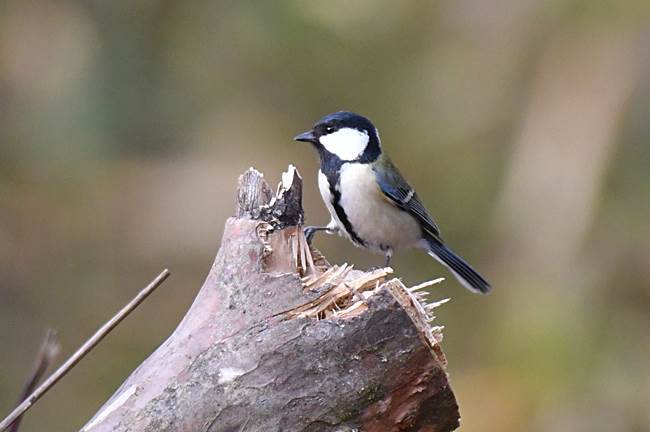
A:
[294,111,491,294]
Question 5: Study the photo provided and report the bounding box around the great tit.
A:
[294,111,491,294]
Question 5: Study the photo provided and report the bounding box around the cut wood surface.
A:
[81,166,460,432]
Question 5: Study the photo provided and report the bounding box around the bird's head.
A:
[294,111,381,163]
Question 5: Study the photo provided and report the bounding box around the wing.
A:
[373,157,441,239]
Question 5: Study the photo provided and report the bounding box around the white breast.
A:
[320,163,422,253]
[317,170,345,235]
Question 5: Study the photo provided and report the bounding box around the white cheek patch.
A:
[319,128,369,161]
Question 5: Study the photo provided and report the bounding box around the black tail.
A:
[425,236,491,294]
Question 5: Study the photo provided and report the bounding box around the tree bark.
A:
[81,166,460,432]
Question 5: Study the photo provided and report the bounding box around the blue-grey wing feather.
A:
[373,158,441,239]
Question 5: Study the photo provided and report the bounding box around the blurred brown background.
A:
[1,1,649,431]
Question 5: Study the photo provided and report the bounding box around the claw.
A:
[304,226,317,244]
[304,226,329,244]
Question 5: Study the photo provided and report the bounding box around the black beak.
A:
[294,130,316,143]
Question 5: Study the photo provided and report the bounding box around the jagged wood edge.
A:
[243,165,451,364]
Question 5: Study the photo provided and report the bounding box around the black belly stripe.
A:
[325,170,367,247]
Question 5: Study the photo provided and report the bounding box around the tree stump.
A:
[81,166,460,432]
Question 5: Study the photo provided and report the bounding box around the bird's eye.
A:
[325,126,335,134]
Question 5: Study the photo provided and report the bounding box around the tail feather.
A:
[425,237,491,294]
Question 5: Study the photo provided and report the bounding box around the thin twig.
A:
[0,269,170,431]
[9,329,60,432]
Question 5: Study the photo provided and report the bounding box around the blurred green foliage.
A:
[0,1,648,431]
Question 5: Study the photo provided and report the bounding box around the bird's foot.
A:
[304,226,317,244]
[367,265,390,272]
[303,226,329,244]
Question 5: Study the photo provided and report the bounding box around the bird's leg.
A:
[369,248,393,272]
[383,248,393,268]
[304,226,329,244]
